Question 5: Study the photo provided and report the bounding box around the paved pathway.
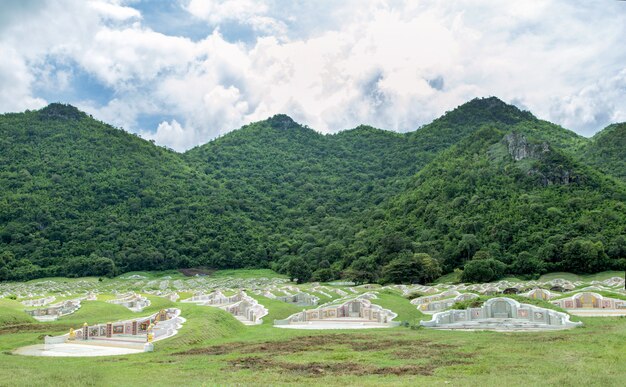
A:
[14,343,143,357]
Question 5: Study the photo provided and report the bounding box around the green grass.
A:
[433,271,461,284]
[372,290,425,323]
[1,273,626,386]
[252,295,317,325]
[0,299,37,327]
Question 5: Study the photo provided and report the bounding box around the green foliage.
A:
[381,252,441,284]
[580,123,626,181]
[511,251,546,277]
[381,252,424,284]
[562,239,611,274]
[461,259,507,283]
[1,99,625,282]
[284,256,311,283]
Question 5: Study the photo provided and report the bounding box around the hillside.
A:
[342,126,626,283]
[1,99,625,282]
[580,123,626,181]
[0,104,261,279]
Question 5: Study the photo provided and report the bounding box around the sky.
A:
[1,0,625,151]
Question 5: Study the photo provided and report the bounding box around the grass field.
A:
[0,271,625,386]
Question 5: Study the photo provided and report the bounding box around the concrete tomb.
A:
[521,288,555,300]
[107,293,150,312]
[551,292,626,316]
[21,296,56,307]
[269,291,319,306]
[411,290,461,306]
[413,292,479,314]
[274,294,398,329]
[25,299,81,321]
[220,295,268,325]
[15,308,185,357]
[420,297,581,331]
[182,290,268,324]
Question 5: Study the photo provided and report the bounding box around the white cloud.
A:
[0,44,47,112]
[183,0,286,35]
[142,119,191,151]
[77,26,196,88]
[0,0,625,150]
[550,68,626,136]
[88,0,141,21]
[185,0,266,23]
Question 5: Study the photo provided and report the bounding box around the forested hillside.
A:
[0,104,263,280]
[344,127,626,283]
[580,123,626,181]
[1,99,625,282]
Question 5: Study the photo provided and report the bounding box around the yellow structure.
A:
[147,323,155,343]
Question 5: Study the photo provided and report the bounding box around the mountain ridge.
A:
[1,97,624,282]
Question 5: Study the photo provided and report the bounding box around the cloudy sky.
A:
[1,0,625,151]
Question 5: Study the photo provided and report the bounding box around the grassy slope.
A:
[1,273,626,386]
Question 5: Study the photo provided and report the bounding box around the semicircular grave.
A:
[274,293,399,329]
[182,290,268,325]
[420,297,581,331]
[551,292,626,316]
[14,308,185,357]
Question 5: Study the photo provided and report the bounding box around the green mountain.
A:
[0,104,261,280]
[1,99,624,282]
[580,123,626,181]
[346,127,625,282]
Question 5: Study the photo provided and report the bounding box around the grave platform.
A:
[13,343,143,357]
[423,318,578,331]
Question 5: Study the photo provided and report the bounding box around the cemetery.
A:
[0,269,624,385]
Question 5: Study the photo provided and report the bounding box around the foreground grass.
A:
[0,290,625,386]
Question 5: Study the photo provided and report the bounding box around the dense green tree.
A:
[345,256,379,285]
[420,253,443,283]
[461,259,507,283]
[511,251,545,277]
[284,257,311,283]
[381,252,424,284]
[562,240,610,274]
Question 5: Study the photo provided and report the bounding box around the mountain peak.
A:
[38,103,85,121]
[266,114,299,129]
[442,96,535,126]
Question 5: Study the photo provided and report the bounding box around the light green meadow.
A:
[0,270,624,386]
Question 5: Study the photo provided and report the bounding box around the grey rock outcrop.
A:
[504,132,550,161]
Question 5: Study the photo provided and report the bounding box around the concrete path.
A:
[14,343,143,357]
[275,321,394,329]
[567,309,626,317]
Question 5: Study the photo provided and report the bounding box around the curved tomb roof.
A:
[420,297,581,331]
